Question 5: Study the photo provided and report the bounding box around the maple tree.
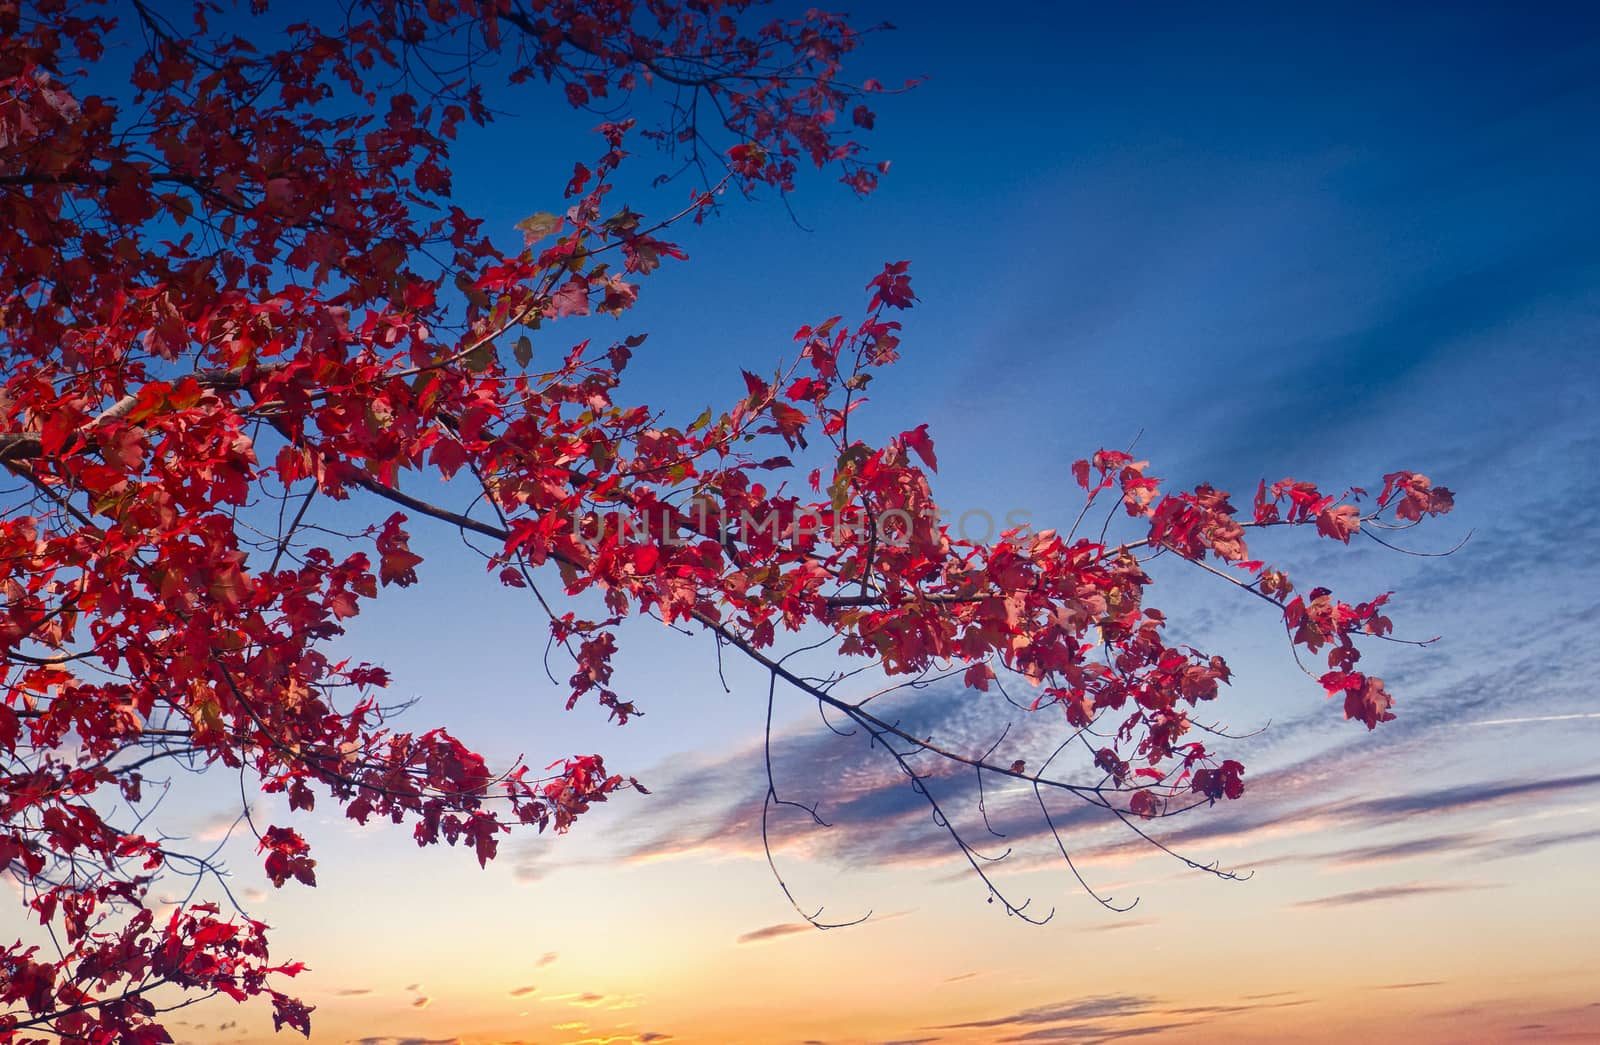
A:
[0,1,1459,1041]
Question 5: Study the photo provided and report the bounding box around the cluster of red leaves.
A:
[0,0,1450,1041]
[3,901,311,1042]
[1,0,892,1039]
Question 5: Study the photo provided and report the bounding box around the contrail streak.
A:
[1466,712,1600,727]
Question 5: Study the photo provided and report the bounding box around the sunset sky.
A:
[28,1,1600,1043]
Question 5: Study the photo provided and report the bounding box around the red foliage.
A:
[0,1,1450,1040]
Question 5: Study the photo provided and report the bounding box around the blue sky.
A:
[114,2,1600,1042]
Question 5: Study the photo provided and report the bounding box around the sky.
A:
[15,1,1600,1043]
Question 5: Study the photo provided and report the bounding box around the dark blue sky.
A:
[450,0,1599,498]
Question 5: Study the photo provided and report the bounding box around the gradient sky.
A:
[33,2,1600,1043]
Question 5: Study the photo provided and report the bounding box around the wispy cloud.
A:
[191,805,251,843]
[1256,824,1600,871]
[610,685,1132,878]
[1072,772,1600,872]
[543,653,1600,941]
[1339,774,1600,821]
[915,990,1315,1045]
[934,995,1159,1030]
[545,991,643,1011]
[1161,1001,1312,1017]
[736,922,812,944]
[1292,881,1491,909]
[997,1022,1201,1044]
[512,845,560,883]
[1315,832,1482,868]
[1081,918,1157,933]
[1480,827,1600,860]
